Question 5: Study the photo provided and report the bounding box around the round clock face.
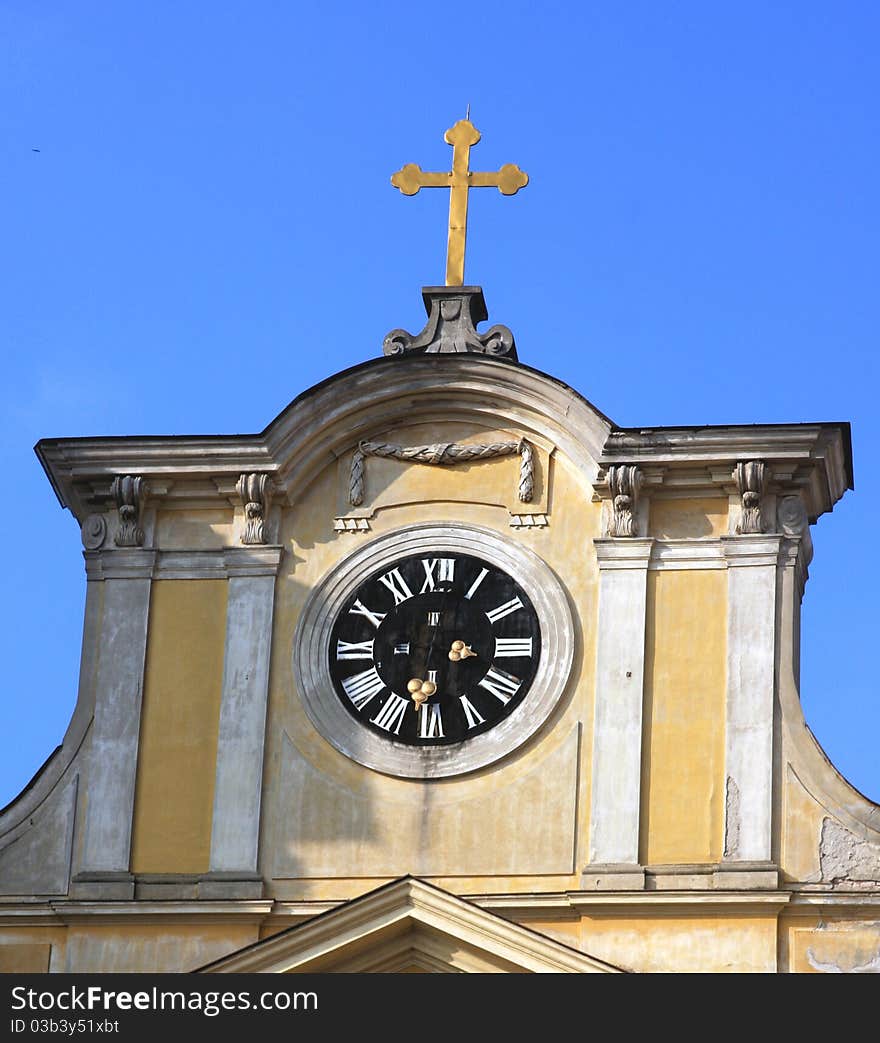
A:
[328,553,541,746]
[294,524,573,779]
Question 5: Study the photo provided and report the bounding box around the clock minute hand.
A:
[408,585,452,710]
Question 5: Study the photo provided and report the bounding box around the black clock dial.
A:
[328,552,541,746]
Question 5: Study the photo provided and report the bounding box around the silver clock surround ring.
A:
[293,523,574,779]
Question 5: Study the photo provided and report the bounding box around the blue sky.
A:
[1,3,878,807]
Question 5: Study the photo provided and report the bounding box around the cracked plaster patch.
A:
[819,818,880,886]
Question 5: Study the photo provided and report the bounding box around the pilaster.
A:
[73,548,157,898]
[207,546,284,894]
[588,537,653,876]
[720,534,784,865]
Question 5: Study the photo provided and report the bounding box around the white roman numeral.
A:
[464,567,489,600]
[427,611,441,626]
[349,599,386,628]
[478,666,522,705]
[418,703,444,739]
[459,695,485,730]
[494,637,533,658]
[371,693,409,734]
[341,666,385,710]
[336,639,375,660]
[394,643,410,655]
[378,568,415,606]
[486,597,523,624]
[420,557,456,593]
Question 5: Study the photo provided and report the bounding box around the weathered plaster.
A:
[819,819,880,886]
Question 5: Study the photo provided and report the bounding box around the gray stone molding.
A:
[84,548,158,581]
[76,550,156,891]
[111,475,147,547]
[236,473,273,545]
[606,465,642,537]
[734,461,769,534]
[648,539,726,570]
[293,523,574,779]
[589,537,653,867]
[83,547,283,581]
[720,534,784,864]
[209,554,283,880]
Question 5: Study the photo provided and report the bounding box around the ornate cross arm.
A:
[391,118,528,286]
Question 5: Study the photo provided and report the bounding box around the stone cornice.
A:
[35,361,851,529]
[35,357,613,524]
[598,422,852,521]
[6,886,880,930]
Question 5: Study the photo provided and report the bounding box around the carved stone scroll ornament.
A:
[236,473,273,545]
[81,514,107,550]
[349,438,534,507]
[111,475,147,547]
[734,461,768,534]
[778,495,814,565]
[383,287,517,360]
[606,465,642,537]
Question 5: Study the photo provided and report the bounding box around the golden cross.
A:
[391,119,528,286]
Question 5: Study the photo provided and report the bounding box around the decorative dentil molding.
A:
[236,473,273,546]
[111,475,147,547]
[606,465,642,537]
[734,461,769,534]
[333,517,371,533]
[383,287,517,360]
[510,514,548,528]
[349,438,534,507]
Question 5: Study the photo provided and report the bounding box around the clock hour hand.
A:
[448,639,477,662]
[407,676,437,710]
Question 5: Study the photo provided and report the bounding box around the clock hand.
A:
[409,587,453,710]
[448,639,477,661]
[407,676,437,710]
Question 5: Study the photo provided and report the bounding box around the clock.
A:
[294,524,573,779]
[327,552,541,746]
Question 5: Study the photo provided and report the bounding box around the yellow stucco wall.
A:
[649,497,729,539]
[576,910,779,973]
[155,509,234,549]
[641,569,726,865]
[260,423,601,894]
[130,579,227,873]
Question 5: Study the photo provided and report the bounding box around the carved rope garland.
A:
[349,439,534,507]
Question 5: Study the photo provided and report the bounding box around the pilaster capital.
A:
[84,548,158,581]
[594,537,654,570]
[224,546,284,578]
[720,534,784,568]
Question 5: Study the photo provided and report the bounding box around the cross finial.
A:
[391,119,528,286]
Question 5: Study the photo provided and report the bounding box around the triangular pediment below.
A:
[197,877,624,974]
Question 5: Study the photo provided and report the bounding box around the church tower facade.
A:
[0,121,877,974]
